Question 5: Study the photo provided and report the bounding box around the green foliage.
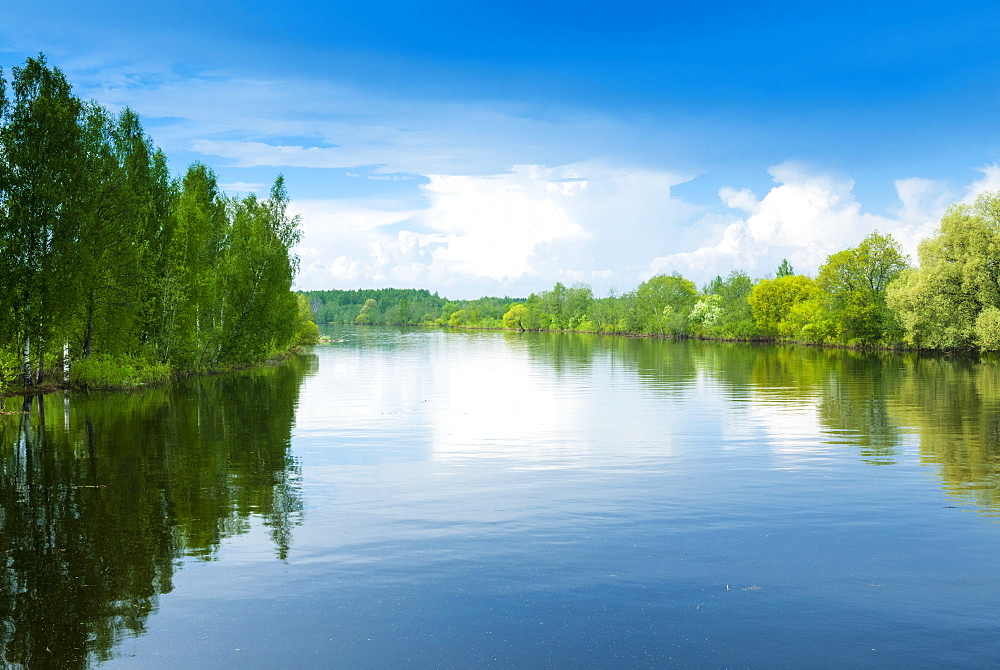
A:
[815,232,909,345]
[0,346,20,386]
[887,194,1000,350]
[215,177,301,366]
[748,275,818,338]
[975,306,1000,351]
[355,297,378,325]
[0,55,305,388]
[502,303,530,330]
[531,281,594,330]
[635,273,699,336]
[776,259,794,277]
[294,294,320,345]
[303,288,523,328]
[696,270,759,339]
[71,354,172,390]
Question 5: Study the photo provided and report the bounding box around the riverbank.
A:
[344,321,936,354]
[1,347,307,397]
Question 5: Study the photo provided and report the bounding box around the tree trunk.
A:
[22,335,31,387]
[83,290,95,357]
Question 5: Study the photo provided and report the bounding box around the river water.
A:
[1,327,998,668]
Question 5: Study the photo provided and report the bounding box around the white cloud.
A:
[194,140,347,169]
[962,164,1000,203]
[291,199,423,289]
[414,167,589,281]
[291,162,701,296]
[647,161,968,282]
[293,165,594,292]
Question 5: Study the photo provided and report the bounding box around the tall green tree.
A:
[815,232,909,345]
[69,104,165,359]
[695,270,758,338]
[0,55,83,384]
[156,163,227,367]
[217,176,301,364]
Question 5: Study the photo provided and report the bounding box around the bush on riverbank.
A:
[71,354,173,390]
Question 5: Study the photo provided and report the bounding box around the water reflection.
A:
[505,331,1000,514]
[0,353,315,669]
[893,354,1000,515]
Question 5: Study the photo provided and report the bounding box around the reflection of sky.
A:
[294,331,726,468]
[744,397,837,467]
[293,329,939,479]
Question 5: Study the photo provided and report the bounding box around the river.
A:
[1,327,998,668]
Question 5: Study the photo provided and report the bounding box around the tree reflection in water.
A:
[514,331,1000,516]
[0,353,315,669]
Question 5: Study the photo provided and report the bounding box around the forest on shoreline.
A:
[0,55,317,391]
[306,192,1000,353]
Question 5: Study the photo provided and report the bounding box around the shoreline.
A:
[338,322,981,357]
[1,346,307,398]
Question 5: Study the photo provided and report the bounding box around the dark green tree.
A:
[0,55,83,385]
[217,176,301,364]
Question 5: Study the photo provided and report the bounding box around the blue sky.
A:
[4,1,1000,298]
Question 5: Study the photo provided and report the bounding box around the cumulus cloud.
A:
[292,162,700,297]
[291,199,423,288]
[646,161,982,282]
[962,164,1000,203]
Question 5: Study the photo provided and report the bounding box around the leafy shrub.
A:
[71,354,172,390]
[0,347,21,387]
[976,306,1000,350]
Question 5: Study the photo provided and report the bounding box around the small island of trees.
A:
[0,55,317,391]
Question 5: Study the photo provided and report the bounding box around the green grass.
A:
[71,354,172,390]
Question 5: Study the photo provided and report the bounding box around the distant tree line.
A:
[302,287,524,328]
[309,192,1000,352]
[0,54,316,388]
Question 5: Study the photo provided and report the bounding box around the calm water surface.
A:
[2,327,999,668]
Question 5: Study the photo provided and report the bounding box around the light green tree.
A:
[887,194,1000,349]
[815,231,909,345]
[635,273,699,336]
[699,270,758,338]
[748,275,818,338]
[502,303,530,331]
[355,298,378,325]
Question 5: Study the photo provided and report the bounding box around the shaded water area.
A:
[1,327,999,668]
